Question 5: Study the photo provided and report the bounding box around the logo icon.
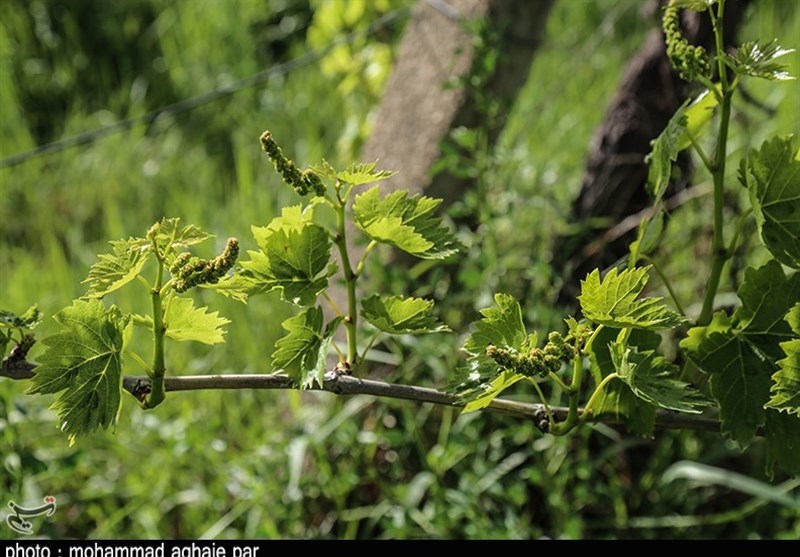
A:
[6,496,57,535]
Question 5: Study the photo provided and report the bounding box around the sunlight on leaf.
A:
[353,186,461,260]
[727,40,795,81]
[579,267,686,330]
[361,295,449,335]
[28,300,128,445]
[83,238,149,299]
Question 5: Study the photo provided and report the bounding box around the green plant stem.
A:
[333,194,359,366]
[322,291,344,318]
[641,255,686,316]
[354,240,378,276]
[580,373,620,422]
[582,324,604,355]
[127,351,152,376]
[360,330,384,361]
[547,370,572,393]
[697,3,732,327]
[144,257,167,408]
[551,355,585,435]
[687,130,714,174]
[728,207,753,254]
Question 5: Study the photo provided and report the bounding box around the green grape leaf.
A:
[0,305,43,329]
[646,87,719,201]
[681,261,800,446]
[610,343,710,413]
[679,85,720,151]
[27,300,128,445]
[239,221,333,307]
[272,307,340,388]
[579,266,687,330]
[739,136,800,269]
[672,0,716,11]
[766,303,800,415]
[353,186,461,260]
[588,327,662,383]
[464,293,527,358]
[590,382,656,437]
[83,239,149,298]
[361,295,449,335]
[259,205,313,234]
[308,159,337,180]
[453,294,529,402]
[588,327,661,436]
[164,297,229,345]
[149,218,213,254]
[337,162,397,186]
[646,100,689,202]
[462,371,525,413]
[201,273,254,303]
[765,410,800,477]
[727,40,795,81]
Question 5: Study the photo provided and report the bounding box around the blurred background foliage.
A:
[1,0,798,539]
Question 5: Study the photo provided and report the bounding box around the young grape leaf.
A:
[739,135,800,269]
[258,205,312,234]
[272,307,340,388]
[27,300,129,446]
[308,159,337,180]
[765,410,800,476]
[679,85,720,151]
[353,186,461,260]
[0,305,43,329]
[578,266,687,330]
[588,327,662,436]
[462,371,525,413]
[239,221,333,307]
[726,40,795,81]
[137,297,229,345]
[646,87,719,202]
[202,273,254,303]
[453,294,529,402]
[83,239,149,298]
[464,294,527,358]
[361,295,449,335]
[681,261,800,447]
[766,303,800,415]
[149,218,213,254]
[589,382,656,437]
[609,343,710,413]
[337,162,397,186]
[646,100,688,202]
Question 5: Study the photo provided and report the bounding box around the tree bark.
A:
[360,0,555,202]
[553,0,753,304]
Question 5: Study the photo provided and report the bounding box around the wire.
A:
[0,8,409,170]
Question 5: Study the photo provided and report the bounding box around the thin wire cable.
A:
[0,8,409,170]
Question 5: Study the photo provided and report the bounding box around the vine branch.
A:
[1,359,739,436]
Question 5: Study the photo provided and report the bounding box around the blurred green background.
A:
[1,0,799,539]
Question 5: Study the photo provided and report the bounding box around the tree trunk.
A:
[553,0,753,304]
[360,0,555,202]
